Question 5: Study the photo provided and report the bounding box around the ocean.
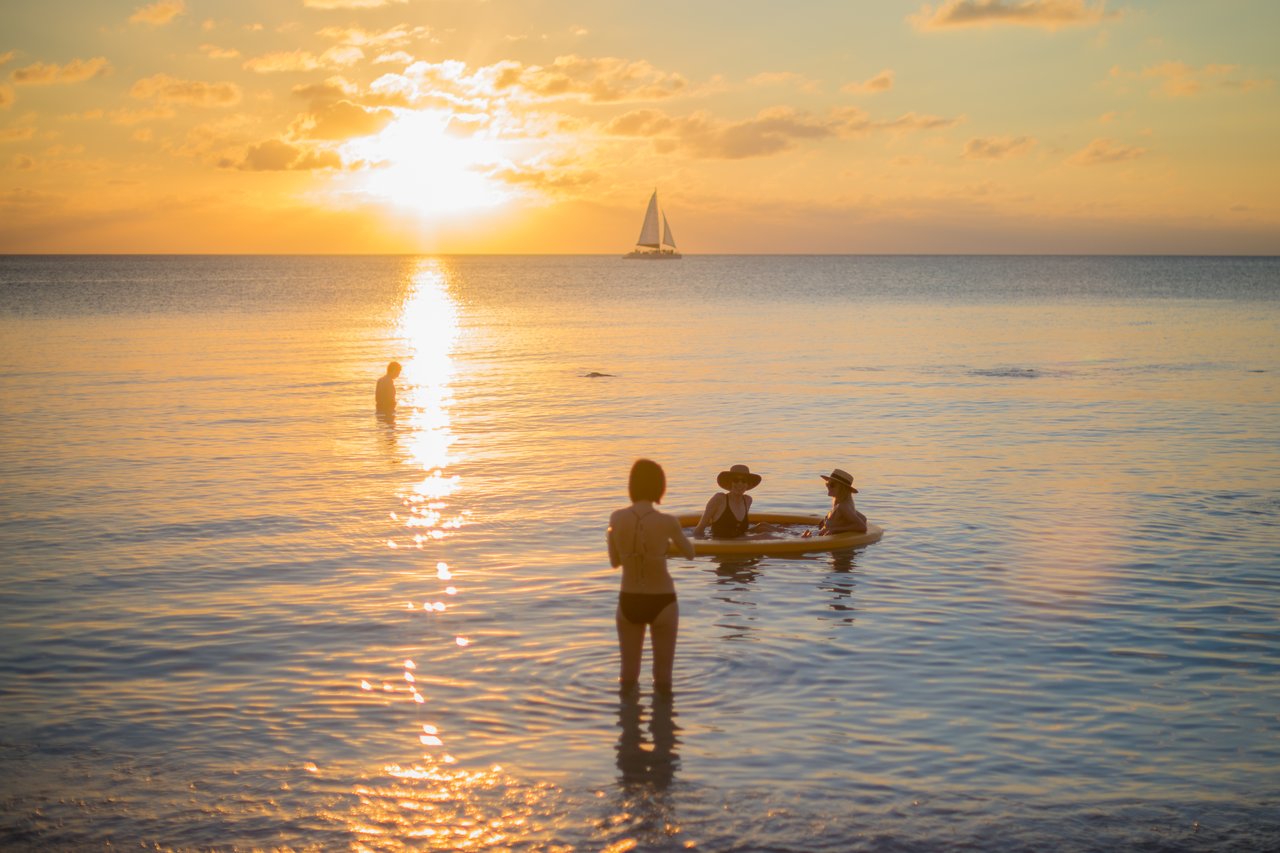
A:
[1,254,1277,851]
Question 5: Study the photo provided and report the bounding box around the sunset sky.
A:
[1,0,1277,253]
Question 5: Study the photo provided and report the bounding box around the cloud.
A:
[0,51,14,67]
[10,57,111,86]
[200,45,241,59]
[1068,137,1145,165]
[131,73,241,107]
[292,76,359,102]
[910,0,1117,31]
[494,55,688,102]
[963,135,1036,159]
[290,100,395,140]
[303,0,407,7]
[1126,61,1274,97]
[605,105,959,159]
[230,139,344,170]
[842,70,894,94]
[492,162,598,193]
[129,0,185,26]
[0,85,13,109]
[244,47,364,73]
[375,51,414,65]
[0,126,36,142]
[316,24,429,48]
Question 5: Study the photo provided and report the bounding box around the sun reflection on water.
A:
[394,261,466,544]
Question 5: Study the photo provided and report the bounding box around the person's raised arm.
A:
[692,493,725,536]
[668,515,695,560]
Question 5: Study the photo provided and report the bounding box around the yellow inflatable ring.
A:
[674,512,884,556]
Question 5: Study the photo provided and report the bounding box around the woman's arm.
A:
[606,512,622,568]
[692,493,725,536]
[669,515,696,559]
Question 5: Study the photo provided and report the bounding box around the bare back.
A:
[608,503,693,594]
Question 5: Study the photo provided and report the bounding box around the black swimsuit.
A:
[618,592,677,625]
[709,494,749,538]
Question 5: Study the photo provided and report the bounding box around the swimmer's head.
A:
[629,458,666,503]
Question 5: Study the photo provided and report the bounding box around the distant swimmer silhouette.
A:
[375,361,401,414]
[584,371,615,378]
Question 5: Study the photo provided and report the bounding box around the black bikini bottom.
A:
[618,592,677,625]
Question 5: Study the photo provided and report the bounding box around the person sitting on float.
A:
[693,464,762,538]
[804,467,867,537]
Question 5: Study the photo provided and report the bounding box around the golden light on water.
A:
[394,261,466,542]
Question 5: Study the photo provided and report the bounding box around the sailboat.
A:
[623,190,682,259]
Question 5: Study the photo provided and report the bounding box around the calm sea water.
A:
[1,255,1278,851]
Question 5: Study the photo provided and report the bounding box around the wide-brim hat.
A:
[717,464,762,491]
[820,468,859,493]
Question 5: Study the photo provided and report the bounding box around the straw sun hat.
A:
[820,468,859,493]
[716,464,762,490]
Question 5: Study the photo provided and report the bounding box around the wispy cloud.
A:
[0,126,36,142]
[229,139,343,171]
[963,135,1036,159]
[605,106,961,159]
[10,57,110,86]
[131,73,242,107]
[244,47,365,73]
[1068,137,1145,165]
[0,51,15,67]
[1111,61,1275,97]
[842,70,894,94]
[492,161,598,194]
[910,0,1118,31]
[199,45,241,60]
[316,24,430,48]
[0,85,13,109]
[496,55,689,102]
[129,0,185,26]
[290,100,395,140]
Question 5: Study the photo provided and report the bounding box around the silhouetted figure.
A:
[607,459,695,694]
[375,361,401,415]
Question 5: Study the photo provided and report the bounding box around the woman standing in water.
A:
[607,459,695,694]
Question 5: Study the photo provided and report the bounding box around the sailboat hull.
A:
[622,250,682,259]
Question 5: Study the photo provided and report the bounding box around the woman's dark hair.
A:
[629,458,666,503]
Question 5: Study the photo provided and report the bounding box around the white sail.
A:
[636,191,662,248]
[624,189,682,259]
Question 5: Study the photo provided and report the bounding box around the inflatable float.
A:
[674,512,884,557]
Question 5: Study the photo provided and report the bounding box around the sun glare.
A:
[347,111,510,217]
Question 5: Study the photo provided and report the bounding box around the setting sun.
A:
[343,111,512,217]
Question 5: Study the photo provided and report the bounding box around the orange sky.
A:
[1,0,1277,253]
